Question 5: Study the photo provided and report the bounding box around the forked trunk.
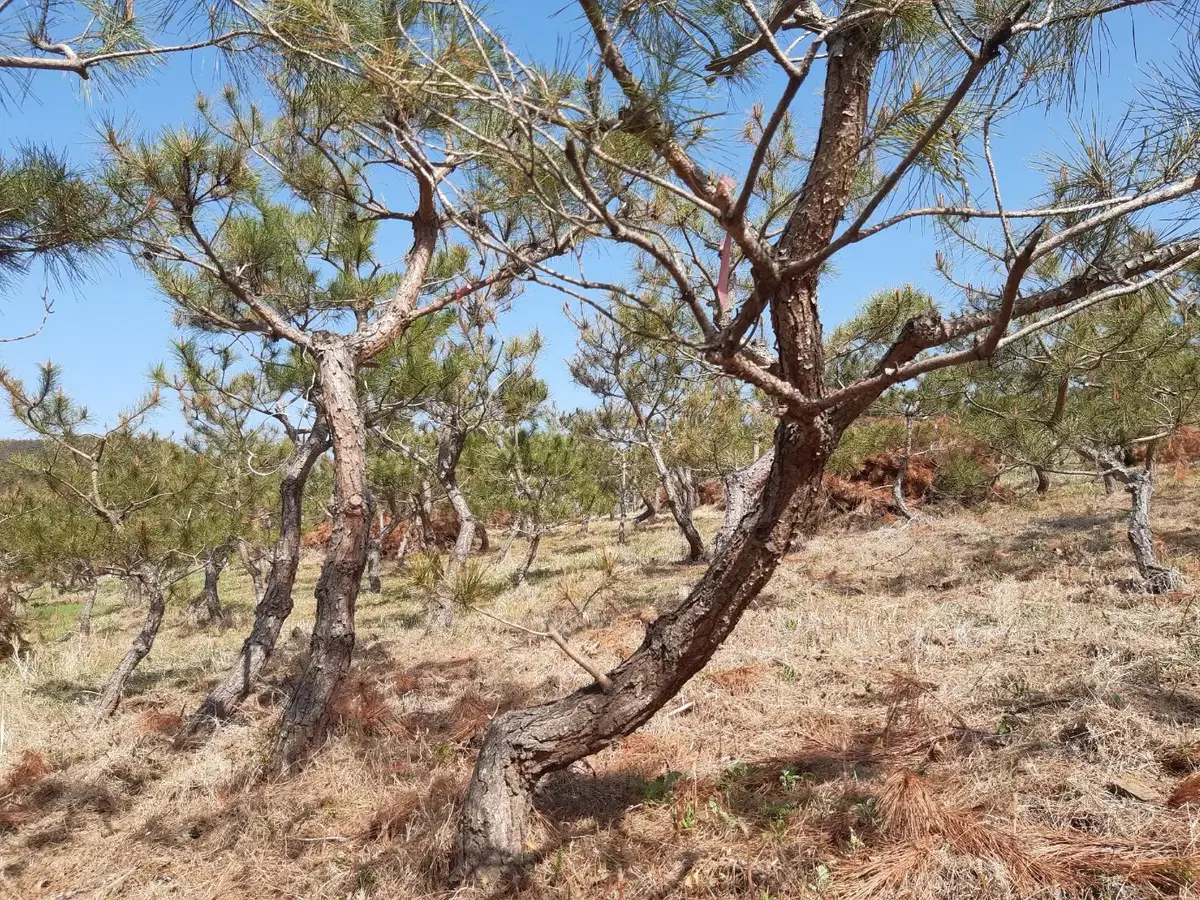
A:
[512,529,541,586]
[270,345,372,773]
[454,422,834,881]
[188,544,232,629]
[238,540,273,605]
[179,421,329,742]
[95,569,166,718]
[1124,468,1182,593]
[715,451,774,554]
[77,580,99,636]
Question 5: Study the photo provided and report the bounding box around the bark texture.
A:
[429,427,473,629]
[512,530,541,586]
[454,7,881,879]
[716,451,774,554]
[179,422,329,740]
[77,580,98,636]
[454,422,836,881]
[270,344,372,773]
[1124,468,1183,593]
[1034,466,1051,495]
[188,544,232,629]
[95,570,165,718]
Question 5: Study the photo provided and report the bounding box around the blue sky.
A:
[0,1,1189,438]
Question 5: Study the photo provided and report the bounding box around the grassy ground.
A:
[4,477,1200,898]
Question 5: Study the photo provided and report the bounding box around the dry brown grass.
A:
[4,477,1200,897]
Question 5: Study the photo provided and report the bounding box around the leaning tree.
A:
[432,0,1200,879]
[101,1,585,768]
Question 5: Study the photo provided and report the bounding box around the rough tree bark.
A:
[512,525,542,587]
[454,422,836,880]
[95,568,166,718]
[453,3,880,878]
[641,433,705,561]
[178,421,329,740]
[1034,466,1051,495]
[364,505,401,594]
[1122,467,1182,593]
[188,543,232,629]
[1092,449,1183,594]
[77,579,99,636]
[429,427,474,629]
[715,450,774,554]
[270,343,373,773]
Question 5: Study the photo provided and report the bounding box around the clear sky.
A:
[0,1,1189,439]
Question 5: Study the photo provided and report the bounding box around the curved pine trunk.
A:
[453,423,832,881]
[77,580,99,636]
[644,436,705,561]
[178,423,329,742]
[429,430,473,629]
[188,544,232,629]
[512,529,541,586]
[1034,466,1051,495]
[270,345,372,773]
[95,570,166,718]
[1124,468,1182,593]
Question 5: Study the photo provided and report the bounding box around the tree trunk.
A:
[95,569,166,718]
[477,522,491,553]
[1124,468,1183,593]
[892,469,918,520]
[495,522,520,562]
[270,344,372,773]
[430,480,475,628]
[365,543,383,594]
[179,422,329,742]
[512,529,541,587]
[414,482,435,549]
[238,540,272,606]
[454,1,881,874]
[429,428,473,629]
[632,493,659,524]
[454,422,834,881]
[716,451,774,554]
[644,434,705,562]
[188,544,232,629]
[77,580,99,637]
[1034,466,1051,495]
[1144,439,1158,479]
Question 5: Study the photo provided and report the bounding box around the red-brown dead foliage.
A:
[136,710,185,737]
[331,677,394,736]
[393,672,420,694]
[364,789,422,841]
[1167,772,1200,808]
[697,479,723,506]
[1135,426,1200,466]
[303,510,464,551]
[708,664,760,695]
[399,686,528,745]
[1,750,49,794]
